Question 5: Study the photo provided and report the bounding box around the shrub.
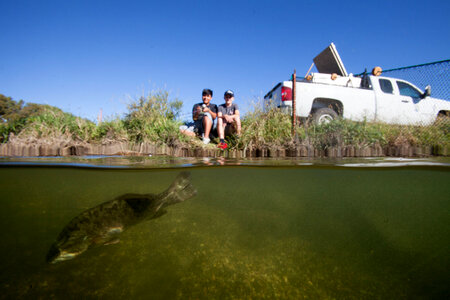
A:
[123,91,187,145]
[92,118,128,142]
[230,100,296,149]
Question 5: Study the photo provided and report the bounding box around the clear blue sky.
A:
[1,0,449,121]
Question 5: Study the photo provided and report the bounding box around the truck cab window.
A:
[360,74,371,89]
[397,81,422,99]
[379,79,393,94]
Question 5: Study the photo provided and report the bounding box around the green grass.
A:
[232,102,294,149]
[228,100,449,151]
[305,117,449,150]
[1,91,188,146]
[91,117,129,142]
[1,93,449,152]
[123,91,187,145]
[15,107,95,142]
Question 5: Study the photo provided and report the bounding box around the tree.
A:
[0,94,62,123]
[0,94,24,123]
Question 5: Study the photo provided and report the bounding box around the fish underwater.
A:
[46,172,196,264]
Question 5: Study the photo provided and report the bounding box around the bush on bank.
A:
[123,91,187,145]
[235,102,294,149]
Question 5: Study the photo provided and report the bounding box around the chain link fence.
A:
[378,60,449,150]
[382,59,449,101]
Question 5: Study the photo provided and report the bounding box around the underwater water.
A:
[0,157,449,299]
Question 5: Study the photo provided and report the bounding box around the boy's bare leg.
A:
[218,118,226,139]
[203,116,212,138]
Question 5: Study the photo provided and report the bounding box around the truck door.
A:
[374,78,422,125]
[395,80,435,125]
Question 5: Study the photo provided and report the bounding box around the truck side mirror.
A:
[422,85,431,98]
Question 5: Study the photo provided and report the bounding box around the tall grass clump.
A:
[0,119,27,143]
[304,117,450,149]
[376,117,450,148]
[17,107,96,142]
[305,119,385,149]
[92,117,128,142]
[0,96,66,143]
[233,100,296,149]
[123,91,186,145]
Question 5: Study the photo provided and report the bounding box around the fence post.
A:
[292,69,296,136]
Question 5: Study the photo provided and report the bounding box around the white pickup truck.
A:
[264,43,450,125]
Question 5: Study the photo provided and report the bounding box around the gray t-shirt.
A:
[218,103,239,116]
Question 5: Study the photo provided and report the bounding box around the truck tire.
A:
[312,108,338,124]
[436,111,450,124]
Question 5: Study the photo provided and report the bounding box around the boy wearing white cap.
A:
[217,90,241,149]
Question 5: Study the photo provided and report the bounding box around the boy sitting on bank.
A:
[180,88,218,144]
[217,90,241,149]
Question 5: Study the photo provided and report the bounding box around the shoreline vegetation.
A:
[1,93,448,158]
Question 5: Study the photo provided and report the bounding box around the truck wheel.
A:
[312,108,338,124]
[436,111,450,124]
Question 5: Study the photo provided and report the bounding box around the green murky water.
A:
[0,158,449,299]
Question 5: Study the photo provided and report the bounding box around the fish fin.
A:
[94,226,123,245]
[116,194,149,201]
[104,238,120,245]
[124,197,152,213]
[160,172,197,205]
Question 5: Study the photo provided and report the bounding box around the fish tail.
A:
[161,172,197,205]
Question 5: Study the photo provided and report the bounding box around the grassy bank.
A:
[1,93,449,153]
[235,104,449,151]
[1,92,188,146]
